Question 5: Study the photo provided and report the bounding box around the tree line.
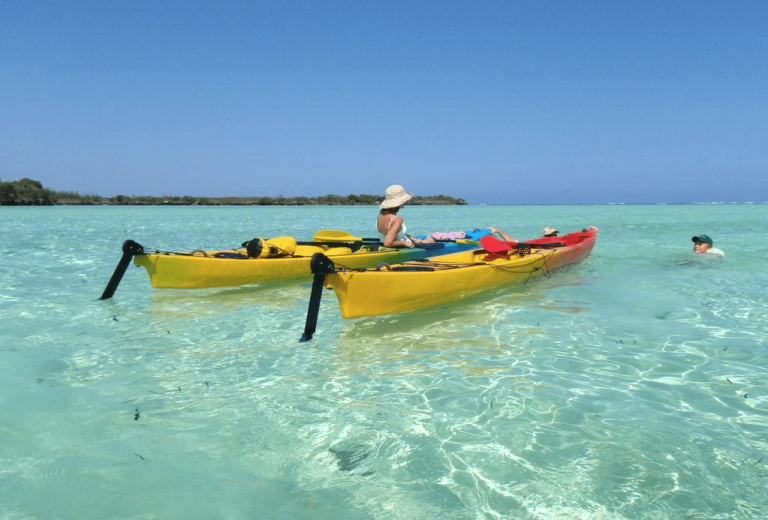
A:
[0,178,467,206]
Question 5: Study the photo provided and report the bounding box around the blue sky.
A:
[1,1,766,204]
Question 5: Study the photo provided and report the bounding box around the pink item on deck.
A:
[430,231,467,241]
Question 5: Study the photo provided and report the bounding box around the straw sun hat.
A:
[380,185,413,209]
[543,226,559,237]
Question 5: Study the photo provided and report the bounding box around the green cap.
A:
[692,235,713,246]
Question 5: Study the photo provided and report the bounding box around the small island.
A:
[0,178,467,206]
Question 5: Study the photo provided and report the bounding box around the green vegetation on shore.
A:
[0,178,58,205]
[0,179,467,206]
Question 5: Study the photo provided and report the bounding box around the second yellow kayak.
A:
[319,227,598,318]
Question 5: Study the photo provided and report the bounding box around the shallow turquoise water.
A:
[1,204,767,519]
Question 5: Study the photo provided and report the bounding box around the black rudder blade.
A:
[300,253,336,342]
[99,240,144,300]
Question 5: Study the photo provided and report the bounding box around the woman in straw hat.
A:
[377,184,518,247]
[377,185,436,248]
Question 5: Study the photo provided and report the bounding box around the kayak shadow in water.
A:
[144,278,311,322]
[336,266,591,344]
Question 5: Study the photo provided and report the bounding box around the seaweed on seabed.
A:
[328,445,374,476]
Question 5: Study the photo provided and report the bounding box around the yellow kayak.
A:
[302,227,597,330]
[99,229,491,298]
[134,242,407,289]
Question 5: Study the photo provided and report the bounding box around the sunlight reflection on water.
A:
[1,204,767,519]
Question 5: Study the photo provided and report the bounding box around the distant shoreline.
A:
[0,179,467,206]
[51,196,467,206]
[1,179,763,206]
[53,195,467,206]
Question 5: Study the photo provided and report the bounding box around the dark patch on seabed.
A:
[329,445,373,475]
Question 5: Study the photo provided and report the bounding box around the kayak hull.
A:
[133,229,490,289]
[324,228,597,318]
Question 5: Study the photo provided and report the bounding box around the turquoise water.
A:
[2,204,767,519]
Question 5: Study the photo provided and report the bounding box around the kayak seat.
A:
[213,252,249,259]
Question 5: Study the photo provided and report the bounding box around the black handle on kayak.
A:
[99,240,144,300]
[300,253,336,342]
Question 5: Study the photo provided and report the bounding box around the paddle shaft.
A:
[312,229,463,245]
[312,229,380,242]
[296,240,379,247]
[298,240,457,250]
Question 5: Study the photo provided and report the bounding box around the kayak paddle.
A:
[313,229,476,245]
[312,230,381,242]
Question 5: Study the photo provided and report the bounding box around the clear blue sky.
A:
[1,1,766,204]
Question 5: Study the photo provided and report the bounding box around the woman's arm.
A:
[488,227,517,242]
[383,216,414,248]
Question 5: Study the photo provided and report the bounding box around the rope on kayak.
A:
[422,249,556,278]
[331,261,363,271]
[142,248,251,259]
[331,248,557,275]
[143,247,362,260]
[484,250,555,283]
[533,250,553,280]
